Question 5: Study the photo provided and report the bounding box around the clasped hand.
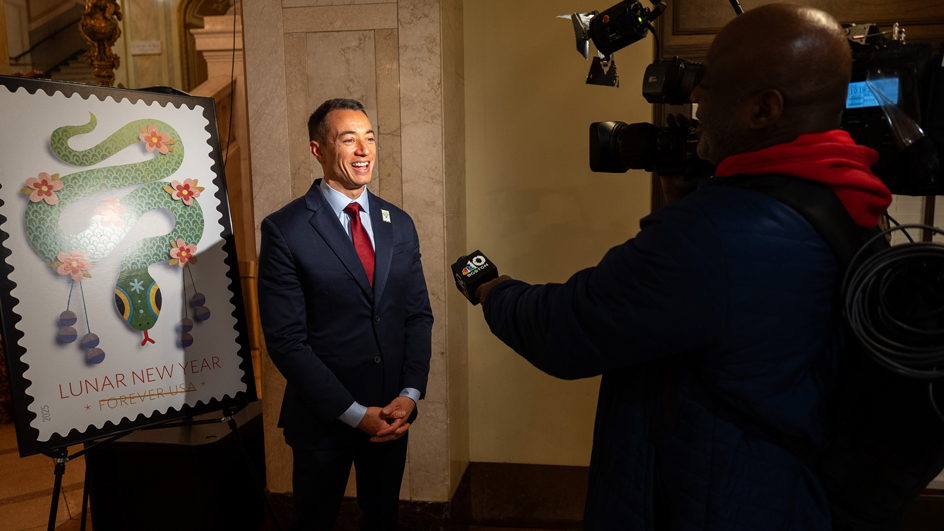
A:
[356,396,415,442]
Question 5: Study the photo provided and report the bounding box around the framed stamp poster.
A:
[0,77,256,457]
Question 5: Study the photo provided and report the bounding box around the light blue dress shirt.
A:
[319,180,421,427]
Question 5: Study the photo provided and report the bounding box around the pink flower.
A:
[54,250,92,282]
[169,238,198,267]
[21,173,63,205]
[138,124,174,154]
[162,178,204,206]
[92,197,127,227]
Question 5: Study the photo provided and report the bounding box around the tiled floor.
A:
[0,423,90,531]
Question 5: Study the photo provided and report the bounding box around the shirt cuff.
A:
[339,401,368,428]
[400,388,421,404]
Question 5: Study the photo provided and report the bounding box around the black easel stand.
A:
[47,448,65,531]
[80,459,90,531]
[42,405,281,531]
[42,428,130,531]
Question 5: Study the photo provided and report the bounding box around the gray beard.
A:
[696,119,751,166]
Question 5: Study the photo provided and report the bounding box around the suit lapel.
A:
[305,180,374,301]
[369,192,393,305]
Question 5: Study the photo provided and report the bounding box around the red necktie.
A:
[343,202,375,286]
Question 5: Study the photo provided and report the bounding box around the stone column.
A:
[190,15,253,257]
[191,13,262,400]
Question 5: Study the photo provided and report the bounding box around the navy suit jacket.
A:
[257,179,433,449]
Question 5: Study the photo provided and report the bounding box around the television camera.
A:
[580,12,944,196]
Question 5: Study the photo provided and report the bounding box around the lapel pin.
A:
[381,209,391,223]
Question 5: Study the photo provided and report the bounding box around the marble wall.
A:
[119,0,185,89]
[242,0,468,503]
[441,0,468,498]
[463,0,655,466]
[0,1,10,75]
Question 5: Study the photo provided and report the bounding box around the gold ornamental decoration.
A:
[79,0,122,87]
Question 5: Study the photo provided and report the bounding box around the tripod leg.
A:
[80,449,90,531]
[48,450,67,531]
[223,409,282,531]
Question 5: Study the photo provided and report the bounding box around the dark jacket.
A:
[484,177,842,530]
[258,179,433,449]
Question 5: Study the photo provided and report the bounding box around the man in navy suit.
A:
[258,98,433,530]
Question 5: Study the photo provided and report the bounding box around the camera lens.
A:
[590,121,632,173]
[590,121,698,174]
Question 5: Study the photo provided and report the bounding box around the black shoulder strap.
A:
[720,174,864,270]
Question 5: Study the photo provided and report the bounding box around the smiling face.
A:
[310,109,375,199]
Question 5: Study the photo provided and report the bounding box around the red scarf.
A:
[715,130,892,227]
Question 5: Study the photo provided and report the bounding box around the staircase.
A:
[48,51,95,84]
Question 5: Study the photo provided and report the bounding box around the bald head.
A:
[716,4,851,111]
[691,4,852,163]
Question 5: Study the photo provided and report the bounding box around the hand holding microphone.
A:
[452,251,510,305]
[475,275,512,305]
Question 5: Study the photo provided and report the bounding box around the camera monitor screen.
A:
[846,78,899,109]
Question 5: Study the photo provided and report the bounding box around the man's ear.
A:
[746,89,784,129]
[310,140,323,161]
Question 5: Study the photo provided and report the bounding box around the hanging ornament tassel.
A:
[79,280,104,363]
[179,267,194,347]
[59,282,78,343]
[188,267,210,321]
[59,310,78,343]
[178,317,194,348]
[87,348,105,364]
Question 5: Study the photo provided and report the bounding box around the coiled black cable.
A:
[841,221,944,380]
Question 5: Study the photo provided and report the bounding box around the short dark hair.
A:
[308,99,368,142]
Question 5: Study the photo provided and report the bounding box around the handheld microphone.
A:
[451,251,499,305]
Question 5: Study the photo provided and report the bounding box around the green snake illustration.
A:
[23,113,205,349]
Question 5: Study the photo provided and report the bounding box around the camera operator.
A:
[475,4,893,530]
